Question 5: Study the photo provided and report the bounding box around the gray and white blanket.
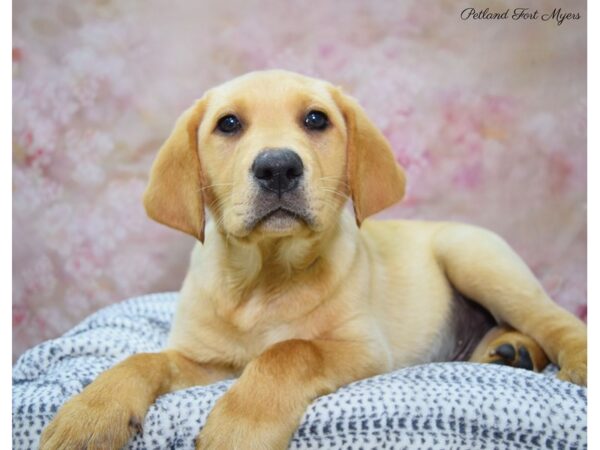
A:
[13,293,587,449]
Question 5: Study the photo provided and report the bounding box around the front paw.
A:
[40,394,143,450]
[196,391,293,450]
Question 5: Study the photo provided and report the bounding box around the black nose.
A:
[252,149,304,196]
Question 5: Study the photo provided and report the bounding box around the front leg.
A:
[434,223,587,385]
[40,350,232,450]
[197,339,384,450]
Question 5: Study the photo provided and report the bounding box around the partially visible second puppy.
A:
[41,70,587,450]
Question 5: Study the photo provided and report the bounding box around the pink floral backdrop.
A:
[13,0,586,361]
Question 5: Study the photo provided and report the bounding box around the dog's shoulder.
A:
[359,218,448,246]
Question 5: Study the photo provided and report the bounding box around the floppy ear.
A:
[331,88,406,226]
[143,99,206,241]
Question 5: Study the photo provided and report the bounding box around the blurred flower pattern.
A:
[13,0,586,360]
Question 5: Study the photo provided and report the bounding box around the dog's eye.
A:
[216,115,242,134]
[304,110,329,131]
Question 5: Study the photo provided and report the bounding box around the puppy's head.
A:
[144,70,405,242]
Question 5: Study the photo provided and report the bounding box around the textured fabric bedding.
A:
[13,292,587,449]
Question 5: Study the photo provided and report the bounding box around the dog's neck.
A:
[205,210,360,319]
[219,219,345,285]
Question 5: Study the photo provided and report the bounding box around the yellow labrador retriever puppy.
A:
[41,70,587,450]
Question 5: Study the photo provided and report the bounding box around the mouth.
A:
[255,207,306,229]
[241,185,315,235]
[263,207,300,220]
[244,205,313,233]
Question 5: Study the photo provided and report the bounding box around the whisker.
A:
[198,182,234,193]
[318,176,349,183]
[314,195,346,214]
[318,176,346,181]
[318,187,350,200]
